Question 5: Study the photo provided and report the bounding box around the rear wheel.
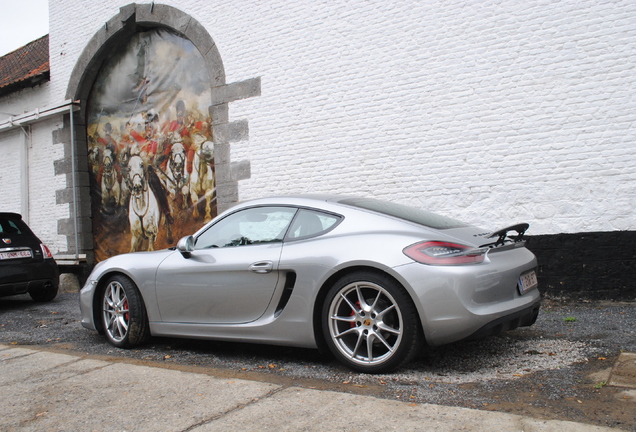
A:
[322,271,423,373]
[101,275,150,348]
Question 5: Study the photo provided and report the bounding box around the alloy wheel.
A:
[103,280,130,343]
[327,281,403,367]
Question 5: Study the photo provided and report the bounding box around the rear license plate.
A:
[0,250,32,260]
[518,270,538,295]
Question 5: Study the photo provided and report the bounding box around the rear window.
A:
[0,217,25,235]
[287,209,341,239]
[337,197,468,230]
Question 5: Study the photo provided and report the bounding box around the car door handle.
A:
[249,261,274,274]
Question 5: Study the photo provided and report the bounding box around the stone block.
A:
[231,160,251,182]
[210,77,261,106]
[214,163,231,184]
[51,127,69,145]
[213,142,231,164]
[216,182,239,204]
[214,120,249,144]
[135,3,191,35]
[56,188,73,205]
[57,218,74,237]
[54,159,70,176]
[209,105,229,126]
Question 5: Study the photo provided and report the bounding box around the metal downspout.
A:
[70,104,80,256]
[19,125,30,222]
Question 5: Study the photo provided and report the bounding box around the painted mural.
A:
[86,29,216,261]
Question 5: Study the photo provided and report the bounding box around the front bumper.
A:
[79,279,99,331]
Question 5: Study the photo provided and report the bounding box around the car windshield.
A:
[337,197,468,230]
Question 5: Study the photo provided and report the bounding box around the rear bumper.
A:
[465,296,541,340]
[0,260,59,298]
[394,245,541,346]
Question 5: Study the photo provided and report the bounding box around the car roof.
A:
[231,195,365,215]
[0,212,23,220]
[231,195,470,231]
[236,194,354,207]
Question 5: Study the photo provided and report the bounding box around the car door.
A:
[155,206,297,324]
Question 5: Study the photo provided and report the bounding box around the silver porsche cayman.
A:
[80,195,541,373]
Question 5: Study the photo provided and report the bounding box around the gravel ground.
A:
[1,292,635,430]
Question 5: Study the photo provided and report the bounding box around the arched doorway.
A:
[63,3,260,262]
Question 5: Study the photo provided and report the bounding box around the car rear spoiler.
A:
[479,223,529,248]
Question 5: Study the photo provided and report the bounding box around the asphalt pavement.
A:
[2,343,633,432]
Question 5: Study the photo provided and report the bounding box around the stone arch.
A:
[66,3,227,104]
[56,3,259,266]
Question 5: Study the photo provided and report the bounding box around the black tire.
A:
[101,275,150,348]
[29,280,58,302]
[322,271,423,374]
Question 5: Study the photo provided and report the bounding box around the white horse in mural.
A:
[101,146,121,212]
[127,155,160,252]
[88,145,100,176]
[165,142,190,209]
[117,145,131,207]
[189,137,215,221]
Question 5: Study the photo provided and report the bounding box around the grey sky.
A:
[0,0,49,56]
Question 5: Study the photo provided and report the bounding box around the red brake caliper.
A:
[124,299,129,321]
[350,301,360,328]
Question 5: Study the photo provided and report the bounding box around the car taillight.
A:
[40,244,54,259]
[403,241,487,265]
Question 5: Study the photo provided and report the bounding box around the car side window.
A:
[194,207,297,249]
[287,209,341,239]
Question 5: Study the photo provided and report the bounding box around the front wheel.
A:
[322,272,423,374]
[101,275,150,348]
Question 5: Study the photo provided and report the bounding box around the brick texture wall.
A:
[0,86,68,252]
[212,0,634,235]
[0,129,22,213]
[42,0,636,235]
[528,232,636,301]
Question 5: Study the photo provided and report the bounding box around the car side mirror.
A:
[177,235,195,258]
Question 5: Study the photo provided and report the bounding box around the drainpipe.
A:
[18,125,30,222]
[69,104,80,256]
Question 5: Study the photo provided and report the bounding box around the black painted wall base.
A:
[526,231,636,301]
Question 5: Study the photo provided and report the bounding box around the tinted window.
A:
[195,207,297,249]
[0,217,24,235]
[287,210,341,239]
[338,198,467,229]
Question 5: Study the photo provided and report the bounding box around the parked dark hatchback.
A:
[0,213,59,302]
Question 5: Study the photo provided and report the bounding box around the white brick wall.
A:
[0,129,22,213]
[217,0,636,235]
[26,117,68,251]
[0,86,69,252]
[3,0,633,242]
